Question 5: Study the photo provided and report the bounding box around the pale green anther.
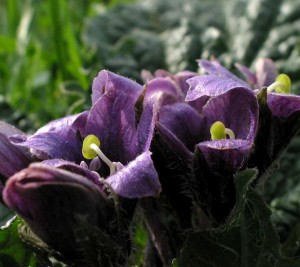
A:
[82,134,116,175]
[267,74,291,94]
[82,134,100,160]
[210,121,235,140]
[210,121,226,140]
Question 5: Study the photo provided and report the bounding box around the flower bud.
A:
[3,164,129,265]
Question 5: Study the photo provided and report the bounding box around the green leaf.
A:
[0,217,37,267]
[128,222,147,266]
[281,224,300,257]
[227,0,282,65]
[270,164,300,240]
[0,203,14,227]
[72,214,128,267]
[177,169,300,267]
[83,0,225,80]
[0,35,16,53]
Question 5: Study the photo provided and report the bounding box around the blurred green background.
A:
[1,0,300,131]
[0,0,137,130]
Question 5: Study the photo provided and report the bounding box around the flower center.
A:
[82,134,116,175]
[210,121,235,140]
[267,74,291,94]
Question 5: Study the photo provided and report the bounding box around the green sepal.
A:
[72,214,129,267]
[250,87,276,189]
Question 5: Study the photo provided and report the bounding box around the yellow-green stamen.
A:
[210,121,235,140]
[82,134,116,175]
[82,134,100,159]
[267,74,291,94]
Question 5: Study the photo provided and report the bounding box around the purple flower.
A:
[209,57,300,173]
[197,58,279,93]
[197,58,300,178]
[3,163,122,262]
[196,139,253,174]
[2,70,161,264]
[152,72,259,224]
[193,88,257,191]
[9,70,160,198]
[198,59,250,88]
[142,69,198,109]
[235,57,278,89]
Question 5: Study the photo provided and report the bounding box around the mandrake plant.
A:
[1,57,300,266]
[1,0,300,266]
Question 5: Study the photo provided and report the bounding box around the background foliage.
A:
[1,0,300,266]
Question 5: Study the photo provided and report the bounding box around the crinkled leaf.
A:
[177,169,300,267]
[83,0,225,80]
[226,0,282,65]
[83,0,300,87]
[270,165,300,241]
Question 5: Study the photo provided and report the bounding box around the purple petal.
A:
[137,98,157,153]
[35,112,87,135]
[186,75,251,102]
[143,69,197,96]
[201,88,259,141]
[142,68,181,82]
[0,121,25,136]
[86,71,146,163]
[255,58,278,88]
[156,122,194,160]
[234,63,257,87]
[11,112,88,162]
[268,93,300,118]
[38,159,104,189]
[197,139,253,172]
[0,121,32,178]
[3,164,113,259]
[159,103,205,151]
[85,90,137,163]
[14,131,81,161]
[89,157,101,172]
[92,70,142,105]
[143,77,184,108]
[106,151,161,198]
[173,71,198,95]
[188,95,210,113]
[199,59,249,87]
[141,69,154,82]
[152,70,197,92]
[153,69,173,78]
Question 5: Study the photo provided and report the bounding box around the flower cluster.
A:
[0,71,161,265]
[0,58,299,265]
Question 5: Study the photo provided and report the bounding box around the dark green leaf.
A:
[0,217,37,267]
[227,0,283,65]
[0,203,14,227]
[281,224,300,257]
[177,169,300,267]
